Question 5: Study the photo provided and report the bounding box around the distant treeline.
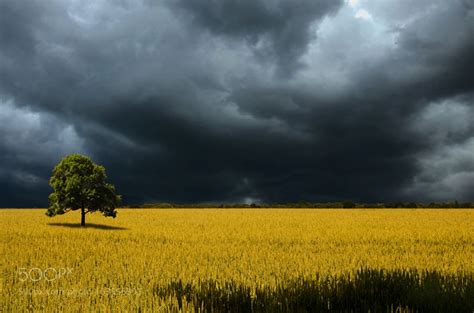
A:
[123,200,474,209]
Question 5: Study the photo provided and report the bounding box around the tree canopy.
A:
[46,154,121,226]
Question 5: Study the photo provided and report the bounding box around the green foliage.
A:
[46,154,120,222]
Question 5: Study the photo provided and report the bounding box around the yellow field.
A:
[1,209,473,311]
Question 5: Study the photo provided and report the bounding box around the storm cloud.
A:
[1,0,473,206]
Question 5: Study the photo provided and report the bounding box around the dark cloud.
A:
[0,99,85,206]
[0,0,474,207]
[169,0,343,76]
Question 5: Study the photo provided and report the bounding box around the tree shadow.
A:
[47,222,128,230]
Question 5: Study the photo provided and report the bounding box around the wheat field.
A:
[1,209,473,312]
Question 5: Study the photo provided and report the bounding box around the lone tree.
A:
[46,154,121,226]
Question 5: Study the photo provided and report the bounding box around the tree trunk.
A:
[81,206,86,226]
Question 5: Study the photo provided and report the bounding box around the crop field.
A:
[1,209,473,312]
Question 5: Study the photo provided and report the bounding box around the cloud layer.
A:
[1,0,473,206]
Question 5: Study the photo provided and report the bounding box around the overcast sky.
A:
[1,0,473,206]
